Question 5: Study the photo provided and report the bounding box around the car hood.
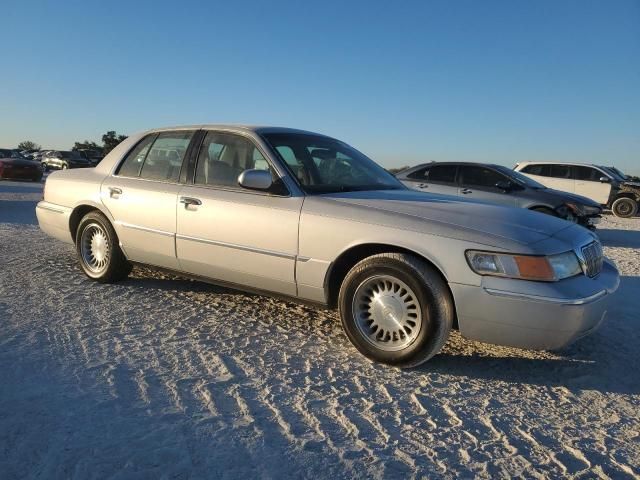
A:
[317,189,577,249]
[532,187,602,208]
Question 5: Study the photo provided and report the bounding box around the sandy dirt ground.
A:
[1,179,639,479]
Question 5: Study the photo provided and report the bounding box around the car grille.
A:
[581,241,604,278]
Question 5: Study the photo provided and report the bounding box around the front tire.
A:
[611,197,638,218]
[75,211,132,282]
[338,253,453,368]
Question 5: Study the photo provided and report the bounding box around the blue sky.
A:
[2,0,639,174]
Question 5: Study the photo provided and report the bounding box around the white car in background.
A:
[515,162,640,218]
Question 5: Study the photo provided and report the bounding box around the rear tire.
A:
[611,197,638,218]
[338,253,453,368]
[75,211,132,283]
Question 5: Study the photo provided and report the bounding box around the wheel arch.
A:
[613,191,639,202]
[69,202,114,241]
[528,205,556,213]
[323,242,457,327]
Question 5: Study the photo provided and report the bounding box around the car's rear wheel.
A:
[338,253,453,368]
[75,211,131,282]
[611,197,638,218]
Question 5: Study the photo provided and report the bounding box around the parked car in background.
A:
[397,162,602,229]
[0,148,43,181]
[41,150,91,171]
[32,150,48,162]
[36,125,619,367]
[514,162,640,218]
[77,149,104,166]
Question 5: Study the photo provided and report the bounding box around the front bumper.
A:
[449,259,620,350]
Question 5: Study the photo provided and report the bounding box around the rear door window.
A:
[548,164,571,179]
[139,131,194,182]
[427,165,457,184]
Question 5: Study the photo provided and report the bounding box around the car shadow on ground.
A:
[0,200,38,225]
[598,228,640,248]
[124,265,640,396]
[420,275,640,396]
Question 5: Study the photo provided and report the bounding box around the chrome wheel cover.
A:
[352,275,422,351]
[80,223,110,274]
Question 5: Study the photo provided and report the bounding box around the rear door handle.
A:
[461,188,472,194]
[179,196,202,207]
[418,183,428,189]
[108,187,122,197]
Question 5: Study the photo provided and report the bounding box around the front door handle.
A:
[418,183,428,189]
[179,196,202,207]
[461,188,472,194]
[108,187,122,198]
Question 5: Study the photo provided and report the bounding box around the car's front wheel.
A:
[338,253,453,368]
[75,211,132,282]
[611,197,638,218]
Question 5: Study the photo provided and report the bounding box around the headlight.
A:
[564,202,585,216]
[563,203,601,216]
[466,250,582,281]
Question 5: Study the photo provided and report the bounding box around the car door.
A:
[458,165,517,206]
[572,165,612,204]
[175,130,302,296]
[420,164,460,196]
[101,130,195,269]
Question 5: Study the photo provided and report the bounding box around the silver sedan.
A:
[36,125,619,367]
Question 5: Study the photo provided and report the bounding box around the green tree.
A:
[102,131,128,155]
[17,140,41,151]
[72,140,102,152]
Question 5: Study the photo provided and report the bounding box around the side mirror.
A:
[599,176,610,183]
[238,169,273,191]
[495,181,512,191]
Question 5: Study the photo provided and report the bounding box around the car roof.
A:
[143,124,336,139]
[516,161,605,167]
[402,161,506,171]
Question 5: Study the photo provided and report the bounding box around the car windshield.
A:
[495,165,547,189]
[262,133,405,194]
[600,166,626,182]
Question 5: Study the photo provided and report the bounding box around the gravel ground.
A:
[1,179,639,479]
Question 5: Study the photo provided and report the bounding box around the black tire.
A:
[338,253,453,368]
[611,197,638,218]
[75,211,132,283]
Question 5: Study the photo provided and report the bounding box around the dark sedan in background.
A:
[0,149,43,181]
[41,150,91,170]
[397,162,602,229]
